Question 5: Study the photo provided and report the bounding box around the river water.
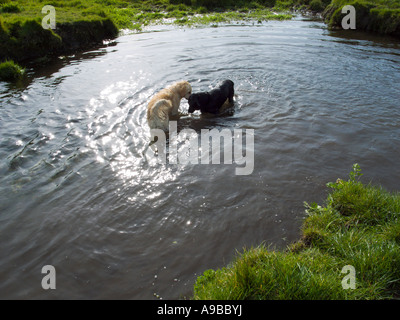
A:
[1,18,400,299]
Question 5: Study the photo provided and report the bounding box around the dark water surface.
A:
[1,19,400,299]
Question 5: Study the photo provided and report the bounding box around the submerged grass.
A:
[172,9,292,27]
[193,164,400,300]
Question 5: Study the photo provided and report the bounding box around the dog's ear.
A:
[184,83,192,99]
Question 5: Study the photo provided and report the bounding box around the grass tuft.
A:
[0,60,25,81]
[0,3,22,13]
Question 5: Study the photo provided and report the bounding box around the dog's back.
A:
[147,81,191,132]
[207,80,234,112]
[147,99,171,132]
[211,80,234,100]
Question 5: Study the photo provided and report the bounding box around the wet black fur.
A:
[188,80,234,114]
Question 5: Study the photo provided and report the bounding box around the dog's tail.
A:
[147,99,171,132]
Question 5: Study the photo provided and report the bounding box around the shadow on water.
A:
[2,41,117,92]
[178,101,237,132]
[326,29,400,49]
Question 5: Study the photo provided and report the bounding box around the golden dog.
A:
[147,81,192,132]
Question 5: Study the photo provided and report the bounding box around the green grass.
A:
[193,164,400,300]
[0,1,119,65]
[0,0,295,66]
[0,15,118,63]
[104,1,293,30]
[173,9,292,27]
[323,0,400,35]
[1,0,398,79]
[0,1,293,32]
[0,0,294,79]
[0,60,25,81]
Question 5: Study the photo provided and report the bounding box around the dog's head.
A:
[188,93,210,113]
[175,81,192,100]
[188,94,201,113]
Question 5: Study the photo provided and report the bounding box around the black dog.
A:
[188,80,234,114]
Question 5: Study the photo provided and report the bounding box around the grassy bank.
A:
[193,165,400,299]
[0,0,119,65]
[323,0,400,36]
[0,0,294,81]
[0,0,294,35]
[1,0,399,82]
[0,0,295,82]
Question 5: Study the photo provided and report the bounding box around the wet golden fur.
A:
[147,81,192,132]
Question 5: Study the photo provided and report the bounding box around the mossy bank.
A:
[0,16,118,63]
[323,0,400,37]
[193,165,400,299]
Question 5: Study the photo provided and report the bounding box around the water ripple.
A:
[1,20,400,299]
